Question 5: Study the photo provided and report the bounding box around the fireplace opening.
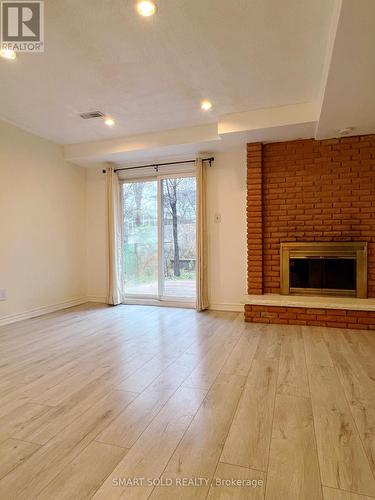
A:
[280,242,367,298]
[290,257,356,293]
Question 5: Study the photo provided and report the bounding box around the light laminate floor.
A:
[0,304,375,499]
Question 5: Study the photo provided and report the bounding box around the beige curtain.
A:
[105,165,123,305]
[196,158,209,311]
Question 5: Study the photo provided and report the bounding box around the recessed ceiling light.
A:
[104,117,115,127]
[201,100,212,111]
[136,1,157,17]
[0,49,17,60]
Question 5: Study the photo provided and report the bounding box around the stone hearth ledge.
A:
[243,294,375,312]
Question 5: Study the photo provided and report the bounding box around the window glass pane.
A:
[123,180,158,295]
[162,177,196,298]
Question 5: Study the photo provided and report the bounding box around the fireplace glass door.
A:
[280,242,368,298]
[289,257,356,294]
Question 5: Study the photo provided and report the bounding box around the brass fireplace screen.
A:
[280,242,368,298]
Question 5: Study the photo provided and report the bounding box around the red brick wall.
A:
[247,143,263,294]
[244,305,375,329]
[246,135,375,297]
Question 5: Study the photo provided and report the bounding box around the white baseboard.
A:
[209,303,244,312]
[0,297,88,327]
[86,295,107,304]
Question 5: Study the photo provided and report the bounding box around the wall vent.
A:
[79,111,105,119]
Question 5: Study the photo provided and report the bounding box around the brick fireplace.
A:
[245,135,375,329]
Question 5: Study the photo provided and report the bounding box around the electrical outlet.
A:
[0,289,7,300]
[214,214,221,223]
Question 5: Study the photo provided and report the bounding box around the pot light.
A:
[201,100,212,111]
[136,1,157,17]
[104,117,115,127]
[0,49,17,60]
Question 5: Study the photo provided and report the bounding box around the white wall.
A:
[206,146,247,310]
[0,120,246,321]
[86,167,107,301]
[0,120,87,321]
[85,146,247,310]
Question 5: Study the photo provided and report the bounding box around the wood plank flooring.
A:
[0,304,375,499]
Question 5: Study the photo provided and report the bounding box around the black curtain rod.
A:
[102,157,214,174]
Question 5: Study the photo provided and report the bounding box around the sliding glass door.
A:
[162,176,196,299]
[122,174,196,302]
[122,180,158,296]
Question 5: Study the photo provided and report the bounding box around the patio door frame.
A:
[120,170,197,307]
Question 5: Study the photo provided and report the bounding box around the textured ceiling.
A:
[0,0,334,144]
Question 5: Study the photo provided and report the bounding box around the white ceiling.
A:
[1,0,374,166]
[0,0,333,144]
[315,0,375,139]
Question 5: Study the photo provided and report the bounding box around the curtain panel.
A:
[105,166,123,305]
[196,158,209,311]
